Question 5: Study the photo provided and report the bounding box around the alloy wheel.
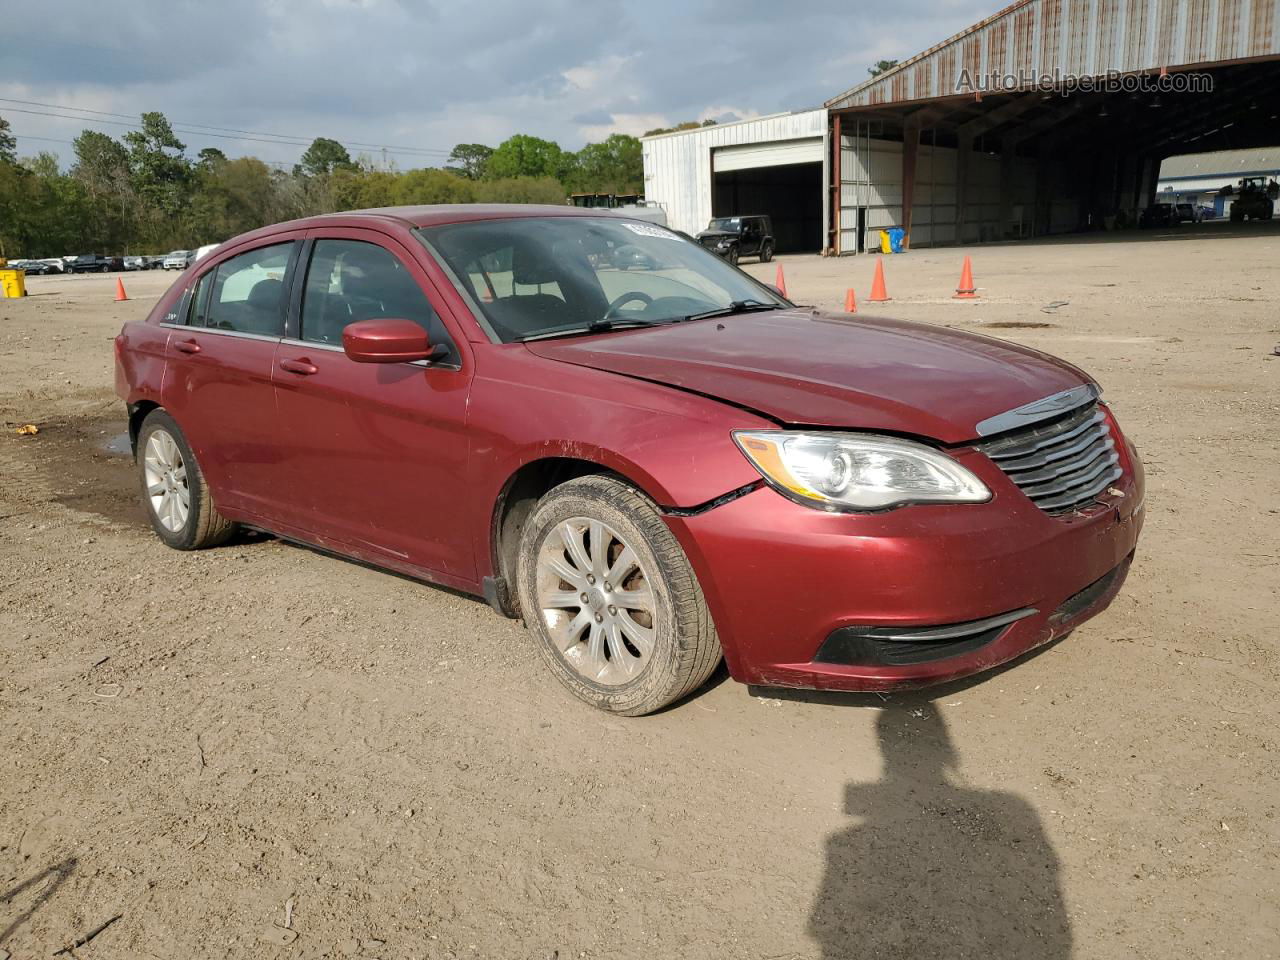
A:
[535,517,658,686]
[143,429,190,532]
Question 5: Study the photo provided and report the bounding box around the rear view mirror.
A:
[342,318,444,364]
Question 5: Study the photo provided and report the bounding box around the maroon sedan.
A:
[114,206,1144,715]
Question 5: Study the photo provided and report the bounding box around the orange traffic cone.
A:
[868,259,891,302]
[953,256,978,299]
[844,288,857,314]
[774,264,787,298]
[114,278,129,302]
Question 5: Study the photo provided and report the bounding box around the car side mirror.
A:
[342,318,445,364]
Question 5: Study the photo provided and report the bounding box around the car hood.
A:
[695,230,737,242]
[524,309,1092,443]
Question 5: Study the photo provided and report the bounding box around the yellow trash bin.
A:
[0,268,27,298]
[878,230,893,255]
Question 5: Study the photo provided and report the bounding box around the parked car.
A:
[1174,203,1200,224]
[39,258,70,273]
[114,206,1144,716]
[695,214,775,265]
[124,256,148,271]
[1138,202,1177,228]
[69,254,116,273]
[162,250,194,270]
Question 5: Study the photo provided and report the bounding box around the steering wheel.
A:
[603,291,654,319]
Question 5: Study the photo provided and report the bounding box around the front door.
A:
[270,230,475,582]
[160,237,300,520]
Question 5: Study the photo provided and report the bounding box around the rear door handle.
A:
[174,339,201,354]
[279,357,318,376]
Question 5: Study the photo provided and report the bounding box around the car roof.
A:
[215,204,626,252]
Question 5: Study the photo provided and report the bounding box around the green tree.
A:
[485,135,567,181]
[447,143,493,180]
[123,112,191,207]
[0,115,16,164]
[473,176,565,205]
[71,130,135,250]
[297,137,354,177]
[394,168,475,205]
[868,59,899,77]
[197,147,228,170]
[571,134,642,194]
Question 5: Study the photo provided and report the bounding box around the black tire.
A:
[515,475,721,716]
[726,247,740,266]
[759,241,775,263]
[136,409,237,550]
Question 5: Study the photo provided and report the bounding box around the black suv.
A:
[696,215,774,265]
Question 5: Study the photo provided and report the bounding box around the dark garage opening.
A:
[712,162,822,254]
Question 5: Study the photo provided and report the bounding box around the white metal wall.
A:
[642,110,829,239]
[839,131,1038,252]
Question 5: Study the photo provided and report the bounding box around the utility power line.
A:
[0,99,454,162]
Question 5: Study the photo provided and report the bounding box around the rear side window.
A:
[199,242,294,336]
[300,239,453,360]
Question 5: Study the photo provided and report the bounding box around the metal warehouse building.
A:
[643,0,1280,254]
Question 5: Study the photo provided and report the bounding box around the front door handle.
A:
[279,357,318,376]
[174,339,201,354]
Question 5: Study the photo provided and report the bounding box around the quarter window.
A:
[200,242,294,336]
[300,239,451,359]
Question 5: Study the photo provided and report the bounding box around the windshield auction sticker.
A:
[624,223,680,240]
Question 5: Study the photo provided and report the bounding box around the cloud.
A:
[0,0,993,166]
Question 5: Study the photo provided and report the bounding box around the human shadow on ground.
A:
[809,708,1071,959]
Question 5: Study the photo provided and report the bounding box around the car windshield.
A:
[419,216,785,343]
[708,218,742,233]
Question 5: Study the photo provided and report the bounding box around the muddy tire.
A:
[516,475,721,716]
[136,410,237,550]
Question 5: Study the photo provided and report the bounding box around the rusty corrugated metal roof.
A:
[828,0,1280,109]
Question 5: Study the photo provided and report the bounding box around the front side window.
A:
[299,239,452,359]
[420,217,784,342]
[201,242,293,336]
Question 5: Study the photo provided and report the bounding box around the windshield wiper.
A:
[517,318,670,342]
[679,300,783,323]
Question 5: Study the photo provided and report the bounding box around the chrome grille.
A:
[977,402,1121,514]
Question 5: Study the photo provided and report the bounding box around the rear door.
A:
[160,235,301,521]
[270,228,476,581]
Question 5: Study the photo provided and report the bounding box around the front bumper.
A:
[665,442,1144,692]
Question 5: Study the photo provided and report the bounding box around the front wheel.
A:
[726,247,740,266]
[136,410,238,550]
[516,476,722,716]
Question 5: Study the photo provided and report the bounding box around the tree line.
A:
[0,112,645,258]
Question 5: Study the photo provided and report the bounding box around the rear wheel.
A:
[136,410,237,550]
[760,241,775,263]
[516,475,721,716]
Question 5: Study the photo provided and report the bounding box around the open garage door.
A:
[712,156,823,254]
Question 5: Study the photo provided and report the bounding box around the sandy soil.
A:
[2,222,1277,959]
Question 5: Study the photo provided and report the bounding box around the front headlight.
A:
[733,431,990,512]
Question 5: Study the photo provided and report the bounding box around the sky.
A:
[0,0,992,170]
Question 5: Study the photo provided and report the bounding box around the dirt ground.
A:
[2,222,1277,959]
